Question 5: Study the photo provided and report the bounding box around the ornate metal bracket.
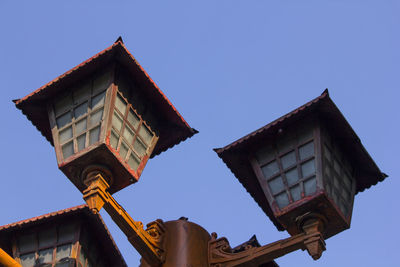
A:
[82,173,165,266]
[208,216,326,267]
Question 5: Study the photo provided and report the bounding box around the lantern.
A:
[14,39,197,194]
[214,90,387,239]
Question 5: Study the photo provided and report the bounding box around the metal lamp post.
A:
[11,39,387,267]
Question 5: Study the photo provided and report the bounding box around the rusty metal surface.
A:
[214,90,387,232]
[0,204,127,267]
[14,39,197,158]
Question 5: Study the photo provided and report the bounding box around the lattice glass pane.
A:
[268,176,285,195]
[39,228,56,248]
[93,72,110,93]
[55,95,72,116]
[57,112,72,128]
[277,134,296,154]
[39,248,53,263]
[56,244,71,260]
[297,127,313,144]
[139,124,154,145]
[59,126,72,143]
[285,168,299,186]
[20,253,35,267]
[123,125,135,145]
[19,233,36,253]
[290,185,301,202]
[119,142,129,159]
[255,145,274,164]
[58,224,75,243]
[110,131,119,149]
[324,145,331,162]
[128,154,140,171]
[75,119,87,135]
[134,138,147,158]
[62,141,74,159]
[304,177,317,196]
[261,161,279,179]
[91,91,106,110]
[343,173,352,190]
[115,95,127,114]
[324,165,331,177]
[333,175,340,189]
[275,192,290,209]
[281,151,296,169]
[112,112,123,131]
[89,126,100,145]
[90,108,103,126]
[77,134,86,151]
[74,102,88,119]
[73,83,91,104]
[128,109,140,129]
[299,141,314,160]
[342,188,350,202]
[333,159,341,175]
[301,159,315,178]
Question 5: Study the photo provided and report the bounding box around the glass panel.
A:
[91,91,106,110]
[89,126,100,145]
[56,112,72,128]
[89,108,103,126]
[62,141,74,159]
[297,127,313,144]
[59,126,72,143]
[324,145,331,162]
[74,102,88,119]
[304,177,317,196]
[255,145,274,164]
[58,224,75,243]
[122,125,135,145]
[112,112,123,132]
[333,175,340,189]
[299,141,314,160]
[139,124,154,145]
[280,151,296,169]
[38,248,53,263]
[261,161,279,179]
[20,253,35,267]
[77,134,86,152]
[73,82,91,104]
[56,244,72,260]
[110,131,119,149]
[343,173,352,190]
[115,95,127,114]
[93,72,110,93]
[342,188,350,202]
[19,233,36,253]
[333,159,341,174]
[275,192,290,209]
[290,185,301,202]
[127,154,140,171]
[134,138,147,158]
[277,134,296,154]
[119,142,129,159]
[39,228,56,248]
[324,165,331,177]
[75,119,87,135]
[285,168,299,186]
[325,183,331,197]
[55,95,72,116]
[268,176,285,195]
[301,159,315,178]
[127,109,140,129]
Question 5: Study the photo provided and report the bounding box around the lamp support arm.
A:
[209,219,326,267]
[82,174,165,267]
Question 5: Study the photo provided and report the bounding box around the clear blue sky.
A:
[1,1,398,266]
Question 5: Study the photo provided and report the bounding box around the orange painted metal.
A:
[0,248,21,267]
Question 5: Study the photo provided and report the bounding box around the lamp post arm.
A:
[208,219,326,267]
[82,174,165,267]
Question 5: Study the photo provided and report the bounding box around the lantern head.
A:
[14,39,197,194]
[214,90,387,239]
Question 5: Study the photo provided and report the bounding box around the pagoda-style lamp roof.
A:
[214,90,387,234]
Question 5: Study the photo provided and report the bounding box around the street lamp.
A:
[214,90,387,259]
[14,38,197,195]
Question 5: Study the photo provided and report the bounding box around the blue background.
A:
[0,1,398,266]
